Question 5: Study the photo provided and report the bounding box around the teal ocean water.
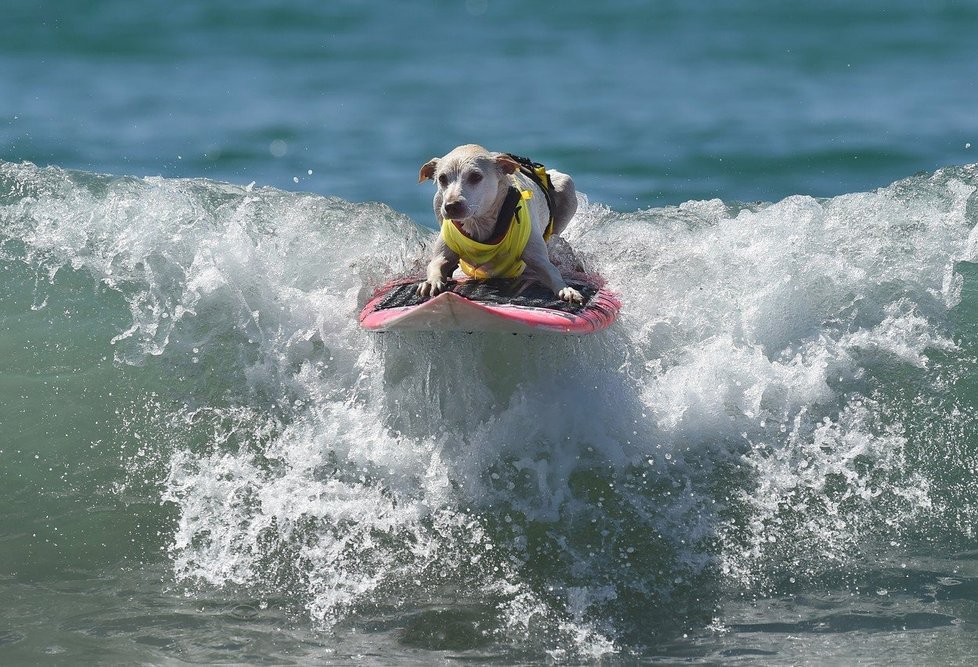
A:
[3,1,978,664]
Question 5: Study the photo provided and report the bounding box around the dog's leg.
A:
[417,235,459,298]
[546,170,578,238]
[522,232,583,303]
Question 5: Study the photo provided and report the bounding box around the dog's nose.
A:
[443,200,466,219]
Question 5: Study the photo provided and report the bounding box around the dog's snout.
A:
[443,200,466,219]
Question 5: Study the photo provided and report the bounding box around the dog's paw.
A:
[416,278,446,298]
[558,286,584,304]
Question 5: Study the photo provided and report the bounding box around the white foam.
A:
[3,160,977,654]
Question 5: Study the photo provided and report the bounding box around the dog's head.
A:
[418,144,520,222]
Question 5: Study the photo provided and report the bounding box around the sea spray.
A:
[3,160,978,657]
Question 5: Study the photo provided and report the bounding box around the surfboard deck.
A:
[359,276,620,335]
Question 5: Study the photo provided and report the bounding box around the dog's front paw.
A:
[558,286,584,304]
[416,278,446,298]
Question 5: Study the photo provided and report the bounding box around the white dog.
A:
[417,144,582,303]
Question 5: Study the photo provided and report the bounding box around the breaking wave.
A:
[2,159,977,658]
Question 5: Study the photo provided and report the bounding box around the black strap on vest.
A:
[504,153,557,229]
[486,186,523,245]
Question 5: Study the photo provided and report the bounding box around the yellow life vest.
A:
[441,154,557,280]
[442,187,534,279]
[508,153,557,240]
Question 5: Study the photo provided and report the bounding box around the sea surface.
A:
[3,1,978,664]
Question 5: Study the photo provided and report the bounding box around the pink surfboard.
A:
[359,275,620,335]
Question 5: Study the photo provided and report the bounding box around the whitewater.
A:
[2,159,978,662]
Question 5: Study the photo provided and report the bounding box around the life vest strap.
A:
[485,186,523,245]
[503,153,557,239]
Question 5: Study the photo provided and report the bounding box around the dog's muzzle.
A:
[443,200,467,220]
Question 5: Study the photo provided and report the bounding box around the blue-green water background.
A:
[3,1,978,664]
[6,0,977,220]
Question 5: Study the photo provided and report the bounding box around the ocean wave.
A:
[2,159,977,657]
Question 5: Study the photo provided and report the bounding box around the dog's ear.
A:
[418,158,439,183]
[494,153,520,175]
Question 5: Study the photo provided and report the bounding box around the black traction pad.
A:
[374,279,598,313]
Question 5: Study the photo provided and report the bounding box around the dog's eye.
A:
[438,174,449,186]
[467,172,483,185]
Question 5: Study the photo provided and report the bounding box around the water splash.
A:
[2,160,978,657]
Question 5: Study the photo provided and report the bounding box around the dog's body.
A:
[417,144,582,303]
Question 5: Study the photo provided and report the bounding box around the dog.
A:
[416,144,583,303]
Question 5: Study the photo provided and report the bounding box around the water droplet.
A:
[269,139,288,157]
